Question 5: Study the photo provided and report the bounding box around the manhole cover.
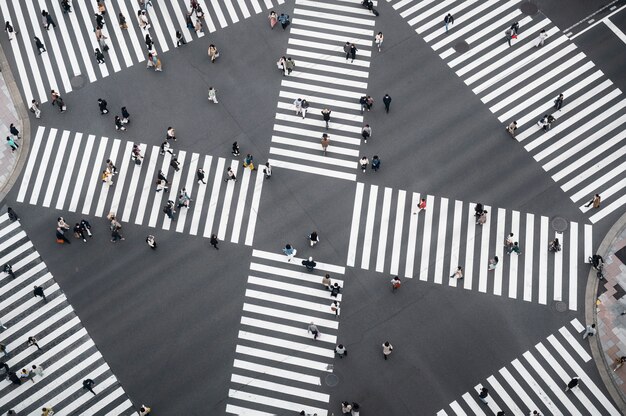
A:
[554,301,568,312]
[71,75,85,89]
[520,1,538,15]
[551,216,568,233]
[325,373,339,387]
[454,40,470,54]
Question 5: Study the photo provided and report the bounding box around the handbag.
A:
[56,238,64,244]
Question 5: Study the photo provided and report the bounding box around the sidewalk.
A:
[589,211,626,413]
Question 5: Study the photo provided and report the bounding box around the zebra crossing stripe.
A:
[250,262,345,286]
[404,192,420,278]
[176,153,200,233]
[448,199,463,288]
[233,359,321,385]
[82,135,109,215]
[0,0,33,101]
[486,375,523,415]
[190,155,212,236]
[240,316,337,343]
[375,188,392,273]
[43,130,70,208]
[432,197,448,284]
[462,392,487,415]
[361,185,378,269]
[231,374,329,402]
[248,275,343,302]
[235,343,332,371]
[463,203,477,290]
[30,128,58,206]
[389,190,406,276]
[522,213,534,302]
[477,205,492,293]
[226,404,275,415]
[511,358,563,415]
[347,182,365,267]
[17,126,45,203]
[217,160,241,239]
[228,389,328,416]
[243,303,339,329]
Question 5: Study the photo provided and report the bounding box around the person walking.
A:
[478,387,489,404]
[293,97,302,116]
[110,224,124,243]
[534,29,547,47]
[582,324,596,339]
[56,227,71,244]
[73,223,87,242]
[208,44,219,63]
[175,30,186,47]
[444,13,454,32]
[300,99,310,119]
[450,266,463,280]
[145,33,154,51]
[177,188,192,208]
[243,154,255,170]
[166,127,177,142]
[584,193,601,209]
[488,256,499,270]
[42,10,57,30]
[335,344,347,358]
[9,123,20,139]
[83,379,96,395]
[30,99,42,118]
[321,108,331,129]
[349,43,357,63]
[476,210,488,225]
[283,244,297,261]
[414,198,427,214]
[375,32,383,52]
[308,322,320,340]
[119,12,128,29]
[147,52,162,71]
[160,140,174,156]
[146,235,157,249]
[120,107,130,124]
[359,156,369,172]
[27,336,42,351]
[210,234,219,250]
[101,170,113,186]
[549,238,561,252]
[554,93,564,110]
[232,141,241,156]
[114,116,126,131]
[565,377,580,391]
[163,200,176,220]
[208,87,218,103]
[20,368,35,383]
[391,276,401,291]
[382,341,393,359]
[321,134,330,155]
[263,162,272,179]
[508,242,521,255]
[5,21,16,40]
[361,124,371,143]
[32,364,44,378]
[506,121,517,138]
[383,94,391,113]
[308,231,319,247]
[139,405,152,415]
[6,136,18,153]
[359,95,368,114]
[170,155,180,172]
[504,232,514,249]
[371,155,380,172]
[278,13,290,30]
[322,274,332,290]
[34,37,46,54]
[331,300,340,316]
[224,166,237,182]
[302,256,316,272]
[285,57,296,75]
[196,168,206,184]
[8,207,19,221]
[268,10,278,29]
[98,98,109,114]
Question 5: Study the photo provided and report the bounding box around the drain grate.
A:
[325,373,339,387]
[551,216,568,233]
[71,75,85,89]
[554,301,568,312]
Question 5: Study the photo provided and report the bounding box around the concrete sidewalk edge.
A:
[586,211,626,413]
[0,37,30,204]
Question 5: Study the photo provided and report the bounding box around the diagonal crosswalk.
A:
[268,0,378,181]
[388,0,626,224]
[225,249,345,416]
[347,182,594,310]
[0,0,282,104]
[0,214,136,415]
[436,319,620,416]
[16,126,264,245]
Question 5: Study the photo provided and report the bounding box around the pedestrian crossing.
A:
[388,0,626,224]
[347,183,594,310]
[436,318,620,416]
[0,0,283,105]
[225,249,345,416]
[0,213,136,415]
[268,0,378,181]
[16,126,264,245]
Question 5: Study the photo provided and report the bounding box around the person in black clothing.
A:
[56,227,71,244]
[80,219,93,237]
[73,223,87,242]
[97,98,108,114]
[232,141,240,156]
[383,94,392,113]
[7,207,19,221]
[33,285,46,302]
[210,234,219,250]
[8,371,21,385]
[61,0,72,13]
[330,283,341,298]
[163,201,176,220]
[34,37,46,54]
[444,13,454,32]
[302,257,316,271]
[83,378,96,395]
[3,263,15,279]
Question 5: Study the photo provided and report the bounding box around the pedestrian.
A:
[208,44,218,63]
[7,207,19,221]
[391,276,401,291]
[278,13,290,30]
[145,33,153,51]
[335,344,347,358]
[359,156,369,172]
[584,193,601,209]
[163,200,176,220]
[371,155,380,172]
[83,378,96,395]
[504,232,514,249]
[565,377,580,391]
[166,126,177,142]
[582,324,596,339]
[56,227,71,244]
[42,10,57,30]
[554,93,564,110]
[341,402,352,414]
[302,256,316,271]
[294,97,302,115]
[113,116,127,131]
[176,30,186,47]
[444,13,454,32]
[349,43,357,62]
[139,405,152,416]
[34,37,46,54]
[322,274,331,290]
[193,17,203,33]
[382,341,393,359]
[119,12,128,29]
[365,95,374,111]
[534,29,547,47]
[8,371,21,385]
[147,52,162,71]
[6,136,18,152]
[300,99,309,119]
[177,188,192,208]
[282,244,296,261]
[361,124,371,143]
[121,107,130,124]
[321,108,331,129]
[331,300,340,316]
[510,21,520,35]
[224,166,237,182]
[243,154,255,170]
[508,242,521,255]
[414,198,427,214]
[80,219,93,238]
[308,231,319,247]
[110,225,124,243]
[344,41,351,60]
[146,235,157,249]
[20,368,34,383]
[49,90,63,107]
[138,9,150,31]
[9,123,20,139]
[5,21,15,40]
[276,56,286,74]
[375,31,383,51]
[95,27,108,51]
[155,178,168,193]
[210,234,219,250]
[73,223,86,242]
[268,10,278,29]
[32,364,44,378]
[307,322,320,340]
[31,99,42,118]
[383,94,391,113]
[28,336,42,351]
[321,133,330,155]
[476,210,488,225]
[549,238,561,252]
[232,141,240,156]
[0,361,9,372]
[98,98,108,114]
[58,216,70,230]
[101,169,114,186]
[3,263,15,279]
[160,140,173,155]
[170,155,180,172]
[208,87,218,103]
[506,121,517,138]
[285,57,296,75]
[478,387,489,404]
[0,343,7,357]
[196,168,206,184]
[97,2,106,16]
[488,256,499,270]
[504,28,514,47]
[450,266,463,280]
[263,162,272,179]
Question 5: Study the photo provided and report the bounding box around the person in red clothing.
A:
[413,198,426,214]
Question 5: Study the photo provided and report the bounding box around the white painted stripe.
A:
[217,160,239,239]
[105,400,135,416]
[462,392,486,416]
[95,138,120,217]
[279,89,362,111]
[269,147,357,169]
[163,151,187,230]
[361,190,385,271]
[177,153,200,233]
[568,223,578,310]
[55,376,120,415]
[203,157,226,238]
[37,0,73,89]
[236,344,328,373]
[297,0,374,16]
[347,182,365,267]
[581,176,626,211]
[448,200,463,288]
[81,135,108,214]
[146,147,168,227]
[486,375,524,416]
[252,249,345,273]
[84,386,127,414]
[17,126,44,203]
[294,8,375,26]
[400,0,436,19]
[245,169,264,246]
[390,190,406,275]
[231,374,329,402]
[268,159,357,181]
[22,0,62,90]
[225,404,274,416]
[249,0,262,14]
[170,0,194,43]
[55,132,82,210]
[42,362,108,414]
[0,0,33,102]
[238,330,334,358]
[436,410,448,416]
[555,329,591,362]
[197,0,217,34]
[523,214,534,302]
[589,192,626,224]
[250,262,344,286]
[235,0,251,19]
[605,18,626,43]
[477,204,491,292]
[583,224,592,263]
[392,0,414,10]
[274,124,361,146]
[209,0,229,28]
[245,289,334,315]
[419,194,435,281]
[223,0,240,23]
[404,192,420,278]
[433,197,448,284]
[74,0,108,77]
[507,211,520,298]
[449,400,467,416]
[570,318,585,332]
[375,187,393,273]
[146,0,171,52]
[43,131,70,208]
[291,18,374,36]
[284,55,372,76]
[493,208,505,296]
[122,143,147,222]
[571,164,626,202]
[240,317,336,344]
[463,203,476,290]
[500,367,539,411]
[30,128,58,206]
[272,136,358,158]
[281,79,363,100]
[69,134,95,212]
[116,0,145,62]
[289,28,372,45]
[411,0,473,30]
[511,358,563,415]
[190,155,212,236]
[243,303,339,330]
[537,216,549,305]
[290,70,368,89]
[276,101,363,124]
[228,390,328,416]
[475,383,504,415]
[247,275,342,302]
[105,0,133,68]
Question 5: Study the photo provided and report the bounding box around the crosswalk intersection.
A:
[0,213,136,415]
[0,0,283,105]
[16,126,264,245]
[437,318,620,416]
[268,0,378,181]
[225,249,345,416]
[388,0,626,224]
[347,182,594,310]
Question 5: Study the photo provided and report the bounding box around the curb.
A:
[0,35,31,204]
[586,210,626,413]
